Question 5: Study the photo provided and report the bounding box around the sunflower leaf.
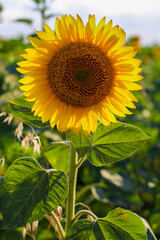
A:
[0,176,5,212]
[42,141,70,152]
[66,208,147,240]
[43,141,70,173]
[66,128,93,159]
[141,218,157,240]
[2,157,68,228]
[15,18,33,25]
[88,122,150,166]
[67,122,150,166]
[8,95,49,127]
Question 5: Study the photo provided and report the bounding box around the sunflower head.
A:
[17,14,143,136]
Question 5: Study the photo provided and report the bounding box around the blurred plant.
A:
[126,35,141,53]
[15,0,59,30]
[143,54,151,63]
[0,3,3,23]
[152,46,160,59]
[33,0,58,30]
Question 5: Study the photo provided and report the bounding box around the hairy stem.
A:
[76,155,86,168]
[46,212,65,239]
[65,141,78,232]
[72,210,97,225]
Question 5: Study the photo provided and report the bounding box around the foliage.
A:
[66,208,147,240]
[3,158,68,229]
[66,123,149,165]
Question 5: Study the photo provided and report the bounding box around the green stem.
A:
[65,141,78,232]
[45,214,65,239]
[76,183,100,202]
[76,155,86,168]
[50,212,65,239]
[72,210,97,225]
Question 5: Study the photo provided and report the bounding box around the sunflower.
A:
[17,14,143,136]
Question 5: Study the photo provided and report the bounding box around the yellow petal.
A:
[109,29,126,53]
[55,17,61,38]
[19,76,35,84]
[57,104,73,132]
[116,80,143,90]
[50,99,62,124]
[109,90,136,108]
[102,34,119,51]
[93,103,116,124]
[113,86,138,102]
[16,68,28,74]
[36,31,53,41]
[20,82,49,91]
[29,37,58,54]
[87,109,97,133]
[44,24,57,40]
[76,14,85,39]
[17,61,46,69]
[94,17,106,36]
[94,25,105,45]
[109,98,133,115]
[58,17,70,43]
[104,98,126,117]
[85,15,96,41]
[41,98,57,122]
[115,74,143,82]
[88,14,96,31]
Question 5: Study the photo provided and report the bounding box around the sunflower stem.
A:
[76,155,86,168]
[65,141,78,233]
[72,210,97,225]
[50,211,65,239]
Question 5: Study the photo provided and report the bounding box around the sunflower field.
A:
[0,3,160,240]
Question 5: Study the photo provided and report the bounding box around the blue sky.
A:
[0,0,160,45]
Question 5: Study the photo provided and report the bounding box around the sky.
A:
[0,0,160,45]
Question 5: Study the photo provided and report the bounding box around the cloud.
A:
[0,0,160,45]
[53,0,160,15]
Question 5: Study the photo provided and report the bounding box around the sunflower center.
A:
[48,42,114,107]
[76,69,90,82]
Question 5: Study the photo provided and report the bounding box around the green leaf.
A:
[149,212,160,237]
[67,122,150,166]
[43,141,70,173]
[66,129,93,159]
[32,0,41,3]
[100,169,135,193]
[91,186,137,208]
[42,141,69,153]
[88,123,150,166]
[0,4,3,12]
[46,14,56,19]
[2,157,68,228]
[141,218,157,240]
[15,19,33,25]
[91,169,142,208]
[0,176,4,211]
[9,96,49,128]
[66,208,147,240]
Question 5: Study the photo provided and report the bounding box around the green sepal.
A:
[42,141,70,173]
